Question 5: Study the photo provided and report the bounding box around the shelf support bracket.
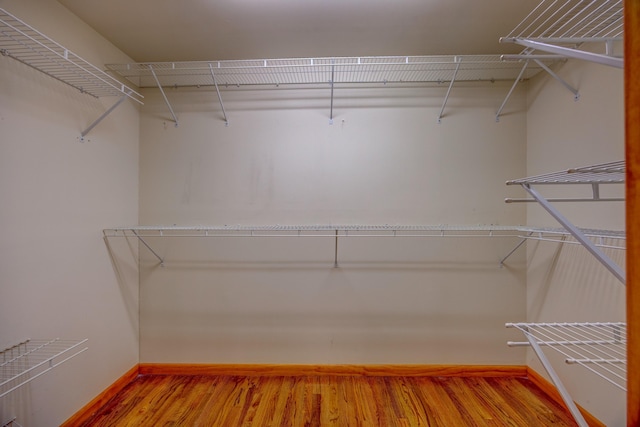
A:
[533,59,579,100]
[131,229,164,267]
[208,63,229,126]
[80,92,130,141]
[502,38,623,69]
[520,330,589,427]
[437,58,461,124]
[148,64,178,127]
[334,229,339,268]
[499,231,533,266]
[329,62,335,125]
[496,60,529,122]
[522,184,625,284]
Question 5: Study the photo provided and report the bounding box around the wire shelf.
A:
[0,8,143,103]
[507,322,627,391]
[500,0,623,68]
[0,339,88,399]
[104,224,524,238]
[505,0,623,42]
[105,55,556,89]
[506,160,625,186]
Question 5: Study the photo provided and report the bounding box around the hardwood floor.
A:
[79,374,580,426]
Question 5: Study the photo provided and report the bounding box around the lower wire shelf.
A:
[0,338,88,399]
[507,322,626,427]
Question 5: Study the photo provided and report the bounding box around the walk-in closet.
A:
[1,0,637,425]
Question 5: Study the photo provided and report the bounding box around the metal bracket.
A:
[329,62,335,125]
[208,63,229,126]
[148,64,178,127]
[79,92,130,141]
[533,59,579,101]
[522,184,625,284]
[495,60,529,122]
[499,231,533,266]
[131,229,164,267]
[437,58,461,124]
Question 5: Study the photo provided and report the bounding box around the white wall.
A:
[525,57,626,426]
[138,83,530,365]
[0,1,139,425]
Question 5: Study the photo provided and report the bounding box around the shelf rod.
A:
[496,60,529,122]
[502,37,623,69]
[148,65,178,126]
[208,63,229,126]
[131,229,164,267]
[80,92,129,141]
[522,184,625,284]
[524,332,589,427]
[533,59,579,100]
[437,59,460,124]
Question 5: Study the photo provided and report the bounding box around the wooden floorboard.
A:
[77,374,583,426]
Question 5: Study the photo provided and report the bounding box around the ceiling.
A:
[57,0,539,63]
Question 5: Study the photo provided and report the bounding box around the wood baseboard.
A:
[60,364,139,427]
[138,363,527,378]
[526,367,606,427]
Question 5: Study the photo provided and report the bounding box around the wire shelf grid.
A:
[0,8,143,103]
[0,338,88,399]
[106,55,554,89]
[103,224,525,238]
[508,322,627,391]
[505,0,623,41]
[506,160,625,185]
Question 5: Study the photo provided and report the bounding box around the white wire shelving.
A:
[505,161,625,284]
[507,322,626,427]
[0,338,88,399]
[500,0,624,69]
[105,55,561,125]
[0,8,143,140]
[104,224,526,268]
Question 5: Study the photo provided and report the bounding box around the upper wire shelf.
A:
[105,55,556,89]
[500,0,624,68]
[0,8,143,103]
[0,338,88,399]
[505,0,623,42]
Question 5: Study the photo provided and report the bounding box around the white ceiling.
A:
[57,0,539,63]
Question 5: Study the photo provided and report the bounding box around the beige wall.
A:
[138,83,529,365]
[525,58,626,426]
[0,1,139,425]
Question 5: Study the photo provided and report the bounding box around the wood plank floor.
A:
[79,375,580,426]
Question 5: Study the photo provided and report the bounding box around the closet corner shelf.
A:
[0,8,143,139]
[500,0,624,69]
[0,338,88,399]
[507,322,626,426]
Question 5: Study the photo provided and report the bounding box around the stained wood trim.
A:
[526,368,605,427]
[60,364,139,427]
[138,363,527,378]
[625,2,640,425]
